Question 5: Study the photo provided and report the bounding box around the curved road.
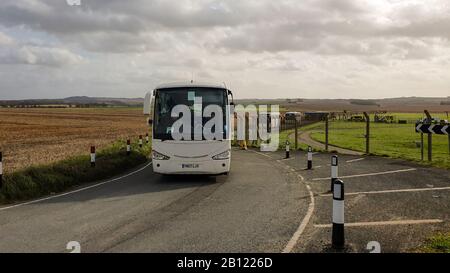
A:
[0,149,309,253]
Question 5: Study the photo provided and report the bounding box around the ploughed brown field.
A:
[0,108,149,173]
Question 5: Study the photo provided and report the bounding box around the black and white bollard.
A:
[307,146,312,169]
[332,178,345,249]
[145,133,149,144]
[126,139,131,156]
[285,140,290,158]
[0,151,3,189]
[139,135,143,148]
[331,155,338,192]
[90,146,96,167]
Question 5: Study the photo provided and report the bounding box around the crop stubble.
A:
[0,108,149,172]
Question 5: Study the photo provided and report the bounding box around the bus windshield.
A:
[153,87,228,140]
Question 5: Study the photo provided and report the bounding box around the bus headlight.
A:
[152,150,170,160]
[212,150,230,160]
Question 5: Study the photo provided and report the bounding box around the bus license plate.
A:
[182,163,199,169]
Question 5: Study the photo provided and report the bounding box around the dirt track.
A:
[297,130,363,155]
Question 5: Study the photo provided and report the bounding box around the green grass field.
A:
[307,120,450,169]
[369,112,449,123]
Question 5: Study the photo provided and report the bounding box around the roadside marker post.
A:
[126,139,131,156]
[146,133,149,144]
[331,155,338,192]
[90,146,96,167]
[285,140,290,159]
[415,110,450,161]
[307,146,312,169]
[139,135,143,148]
[332,178,345,249]
[0,151,3,188]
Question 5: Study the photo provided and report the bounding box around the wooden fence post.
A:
[424,110,432,162]
[325,114,329,151]
[363,112,370,154]
[421,133,424,161]
[294,118,298,150]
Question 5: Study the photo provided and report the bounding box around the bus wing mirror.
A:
[143,91,152,115]
[227,90,234,106]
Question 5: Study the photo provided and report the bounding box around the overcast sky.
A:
[0,0,449,100]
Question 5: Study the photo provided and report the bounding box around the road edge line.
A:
[239,149,316,253]
[0,161,153,211]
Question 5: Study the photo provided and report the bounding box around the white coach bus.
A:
[143,82,233,175]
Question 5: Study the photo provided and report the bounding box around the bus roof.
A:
[155,81,227,90]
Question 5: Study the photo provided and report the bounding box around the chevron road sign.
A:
[416,123,450,135]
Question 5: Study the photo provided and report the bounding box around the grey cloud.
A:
[0,31,84,66]
[1,0,450,100]
[1,0,450,56]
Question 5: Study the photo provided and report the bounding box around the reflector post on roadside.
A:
[332,178,345,249]
[285,140,290,159]
[331,155,338,192]
[139,135,143,148]
[307,146,312,170]
[127,139,131,155]
[146,133,149,144]
[90,146,96,167]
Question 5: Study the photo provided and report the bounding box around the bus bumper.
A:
[152,159,230,175]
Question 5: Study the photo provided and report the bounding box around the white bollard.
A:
[139,135,143,148]
[332,178,345,249]
[307,146,312,169]
[146,133,149,144]
[90,146,96,167]
[285,140,290,158]
[331,155,338,192]
[126,139,131,155]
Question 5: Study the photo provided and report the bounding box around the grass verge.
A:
[306,121,450,169]
[418,232,450,253]
[0,140,151,204]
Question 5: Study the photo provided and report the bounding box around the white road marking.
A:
[346,158,365,163]
[312,168,417,181]
[0,162,153,212]
[251,149,315,253]
[253,150,273,159]
[283,181,315,253]
[319,186,450,197]
[277,157,295,162]
[314,219,443,228]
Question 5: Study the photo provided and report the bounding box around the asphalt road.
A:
[260,149,450,252]
[0,149,309,253]
[0,147,448,253]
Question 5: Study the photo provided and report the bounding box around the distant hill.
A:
[1,96,449,112]
[237,97,450,112]
[0,96,144,107]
